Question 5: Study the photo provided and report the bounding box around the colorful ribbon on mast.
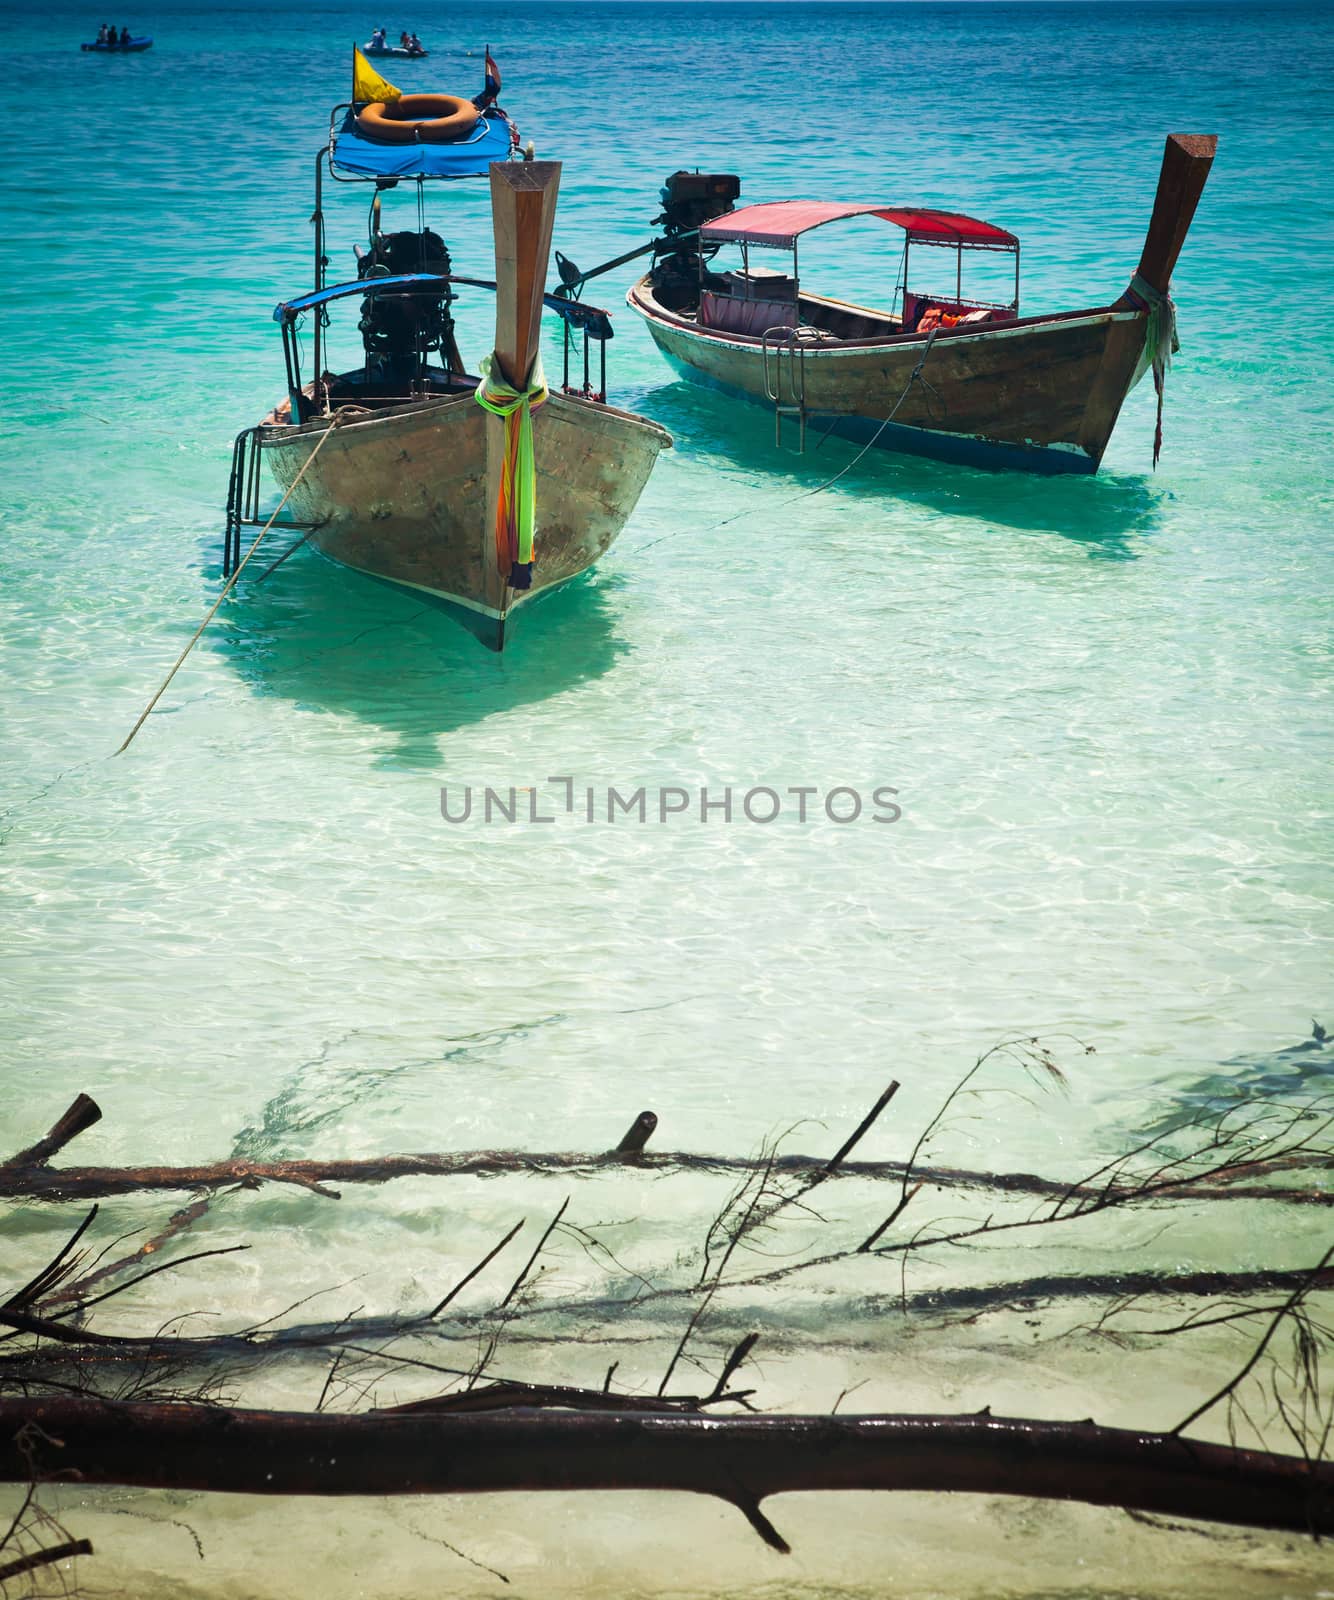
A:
[475,354,548,590]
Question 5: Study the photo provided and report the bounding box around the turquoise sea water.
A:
[3,2,1334,1594]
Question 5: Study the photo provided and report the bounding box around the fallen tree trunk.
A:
[1,1151,1323,1207]
[2,1398,1331,1546]
[2,1094,1325,1206]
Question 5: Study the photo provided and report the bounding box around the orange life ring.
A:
[356,93,479,145]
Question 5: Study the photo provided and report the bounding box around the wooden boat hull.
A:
[628,135,1217,476]
[260,388,671,649]
[629,283,1152,475]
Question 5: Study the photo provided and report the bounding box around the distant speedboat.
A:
[620,135,1217,475]
[362,40,429,58]
[81,35,152,50]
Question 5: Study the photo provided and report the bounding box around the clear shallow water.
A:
[2,1,1333,1594]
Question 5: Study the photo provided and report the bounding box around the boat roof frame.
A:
[700,200,1019,253]
[699,199,1021,316]
[274,273,616,338]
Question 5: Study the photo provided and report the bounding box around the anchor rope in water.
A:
[116,414,346,755]
[633,326,941,558]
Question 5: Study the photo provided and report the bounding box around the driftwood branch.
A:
[2,1147,1324,1207]
[3,1081,1328,1228]
[0,1537,94,1583]
[2,1398,1331,1544]
[1,1095,102,1170]
[6,1264,1332,1377]
[613,1113,657,1157]
[47,1194,216,1306]
[380,1367,754,1417]
[1,1063,1330,1572]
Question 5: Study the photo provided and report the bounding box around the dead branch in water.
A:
[0,1535,94,1585]
[2,1047,1331,1570]
[2,1094,1326,1206]
[0,1463,94,1592]
[2,1070,1331,1385]
[1,1397,1331,1551]
[5,1262,1333,1385]
[0,1094,102,1171]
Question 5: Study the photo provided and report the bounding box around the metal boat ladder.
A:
[761,326,823,454]
[222,426,318,579]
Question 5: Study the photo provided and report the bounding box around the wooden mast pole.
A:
[490,160,561,388]
[1079,134,1217,465]
[1128,133,1218,296]
[481,160,561,647]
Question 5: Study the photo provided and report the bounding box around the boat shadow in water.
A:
[213,551,627,767]
[642,381,1168,560]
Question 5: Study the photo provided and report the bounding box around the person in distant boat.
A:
[96,23,109,43]
[371,26,386,48]
[399,31,410,47]
[408,32,422,52]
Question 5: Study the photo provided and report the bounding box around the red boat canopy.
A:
[699,200,1018,250]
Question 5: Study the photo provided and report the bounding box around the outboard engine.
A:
[654,171,741,237]
[356,228,455,391]
[650,172,740,308]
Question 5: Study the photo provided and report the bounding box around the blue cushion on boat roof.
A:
[331,109,514,180]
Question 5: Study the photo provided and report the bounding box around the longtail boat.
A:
[613,136,1215,475]
[225,64,671,650]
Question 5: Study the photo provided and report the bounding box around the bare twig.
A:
[428,1221,526,1319]
[500,1199,569,1309]
[1170,1242,1334,1437]
[3,1207,100,1309]
[46,1196,217,1307]
[824,1082,901,1174]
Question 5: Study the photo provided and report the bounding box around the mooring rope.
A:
[116,415,345,755]
[633,327,942,558]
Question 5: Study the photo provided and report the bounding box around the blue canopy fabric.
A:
[331,107,516,180]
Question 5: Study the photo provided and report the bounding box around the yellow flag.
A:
[353,46,401,104]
